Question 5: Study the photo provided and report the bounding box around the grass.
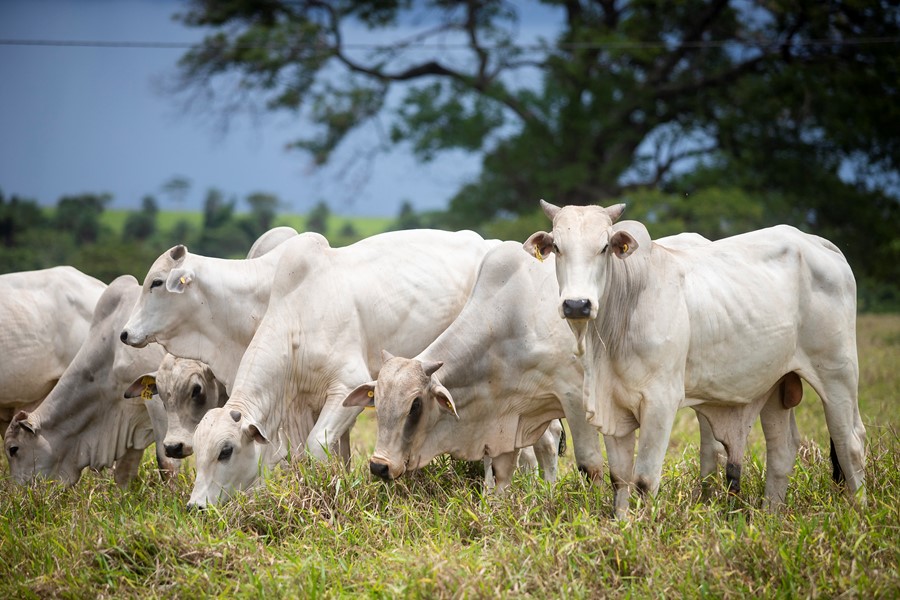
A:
[1,314,898,598]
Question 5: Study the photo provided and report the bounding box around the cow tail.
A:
[558,423,567,457]
[830,438,845,485]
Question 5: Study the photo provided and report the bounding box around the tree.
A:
[306,201,331,235]
[173,2,897,203]
[161,175,192,206]
[172,1,899,283]
[123,196,159,241]
[243,192,280,239]
[392,200,422,231]
[54,193,111,245]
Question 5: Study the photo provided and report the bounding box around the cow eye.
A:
[150,279,164,289]
[552,243,560,255]
[409,397,422,417]
[191,384,203,400]
[7,446,18,458]
[218,445,233,461]
[601,243,609,254]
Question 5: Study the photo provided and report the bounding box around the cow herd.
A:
[2,201,866,517]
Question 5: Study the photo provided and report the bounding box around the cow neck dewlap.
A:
[593,246,650,358]
[82,398,154,472]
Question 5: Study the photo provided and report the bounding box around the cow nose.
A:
[369,461,392,480]
[562,299,592,318]
[164,442,184,459]
[120,330,129,343]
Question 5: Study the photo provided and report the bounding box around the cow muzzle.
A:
[369,460,393,481]
[119,328,150,348]
[561,298,593,319]
[164,441,192,459]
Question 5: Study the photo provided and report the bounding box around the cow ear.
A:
[539,199,561,221]
[605,203,626,223]
[343,382,376,408]
[242,420,269,445]
[431,384,459,419]
[166,267,194,293]
[610,230,638,259]
[523,231,554,262]
[14,411,38,434]
[124,373,158,399]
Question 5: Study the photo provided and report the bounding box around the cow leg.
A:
[113,447,145,487]
[530,419,562,483]
[696,411,725,498]
[482,457,495,489]
[489,450,520,494]
[517,446,539,473]
[632,405,678,500]
[604,430,636,520]
[566,407,605,486]
[815,376,867,500]
[306,393,363,462]
[759,398,800,510]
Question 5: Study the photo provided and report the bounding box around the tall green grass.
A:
[1,315,898,598]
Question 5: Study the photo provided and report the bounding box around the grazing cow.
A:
[524,200,865,516]
[188,229,498,507]
[0,267,106,435]
[120,227,300,395]
[342,241,605,492]
[120,229,294,459]
[4,276,174,486]
[124,353,228,459]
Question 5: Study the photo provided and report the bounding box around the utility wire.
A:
[0,36,898,50]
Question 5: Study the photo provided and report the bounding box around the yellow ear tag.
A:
[140,376,154,401]
[533,246,544,263]
[622,243,629,253]
[364,389,375,409]
[179,276,186,285]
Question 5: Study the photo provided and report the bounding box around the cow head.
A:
[5,411,79,486]
[126,354,227,459]
[188,406,268,509]
[120,245,194,349]
[342,350,456,481]
[524,200,636,353]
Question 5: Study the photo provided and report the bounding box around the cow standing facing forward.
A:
[525,201,865,517]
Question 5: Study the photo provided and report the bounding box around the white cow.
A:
[120,227,296,459]
[0,266,106,434]
[342,241,605,492]
[4,276,174,487]
[189,229,498,507]
[120,227,300,395]
[124,353,228,459]
[524,201,865,516]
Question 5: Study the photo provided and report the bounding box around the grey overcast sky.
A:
[0,0,559,217]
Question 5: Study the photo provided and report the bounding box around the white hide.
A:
[526,201,865,515]
[189,229,498,507]
[0,266,106,433]
[343,241,605,492]
[4,276,172,486]
[120,227,301,394]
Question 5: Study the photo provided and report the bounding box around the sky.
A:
[0,0,559,217]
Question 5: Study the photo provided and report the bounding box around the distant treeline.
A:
[2,187,898,312]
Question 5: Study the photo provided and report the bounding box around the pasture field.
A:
[101,210,393,245]
[1,314,898,598]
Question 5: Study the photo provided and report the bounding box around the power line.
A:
[0,36,898,51]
